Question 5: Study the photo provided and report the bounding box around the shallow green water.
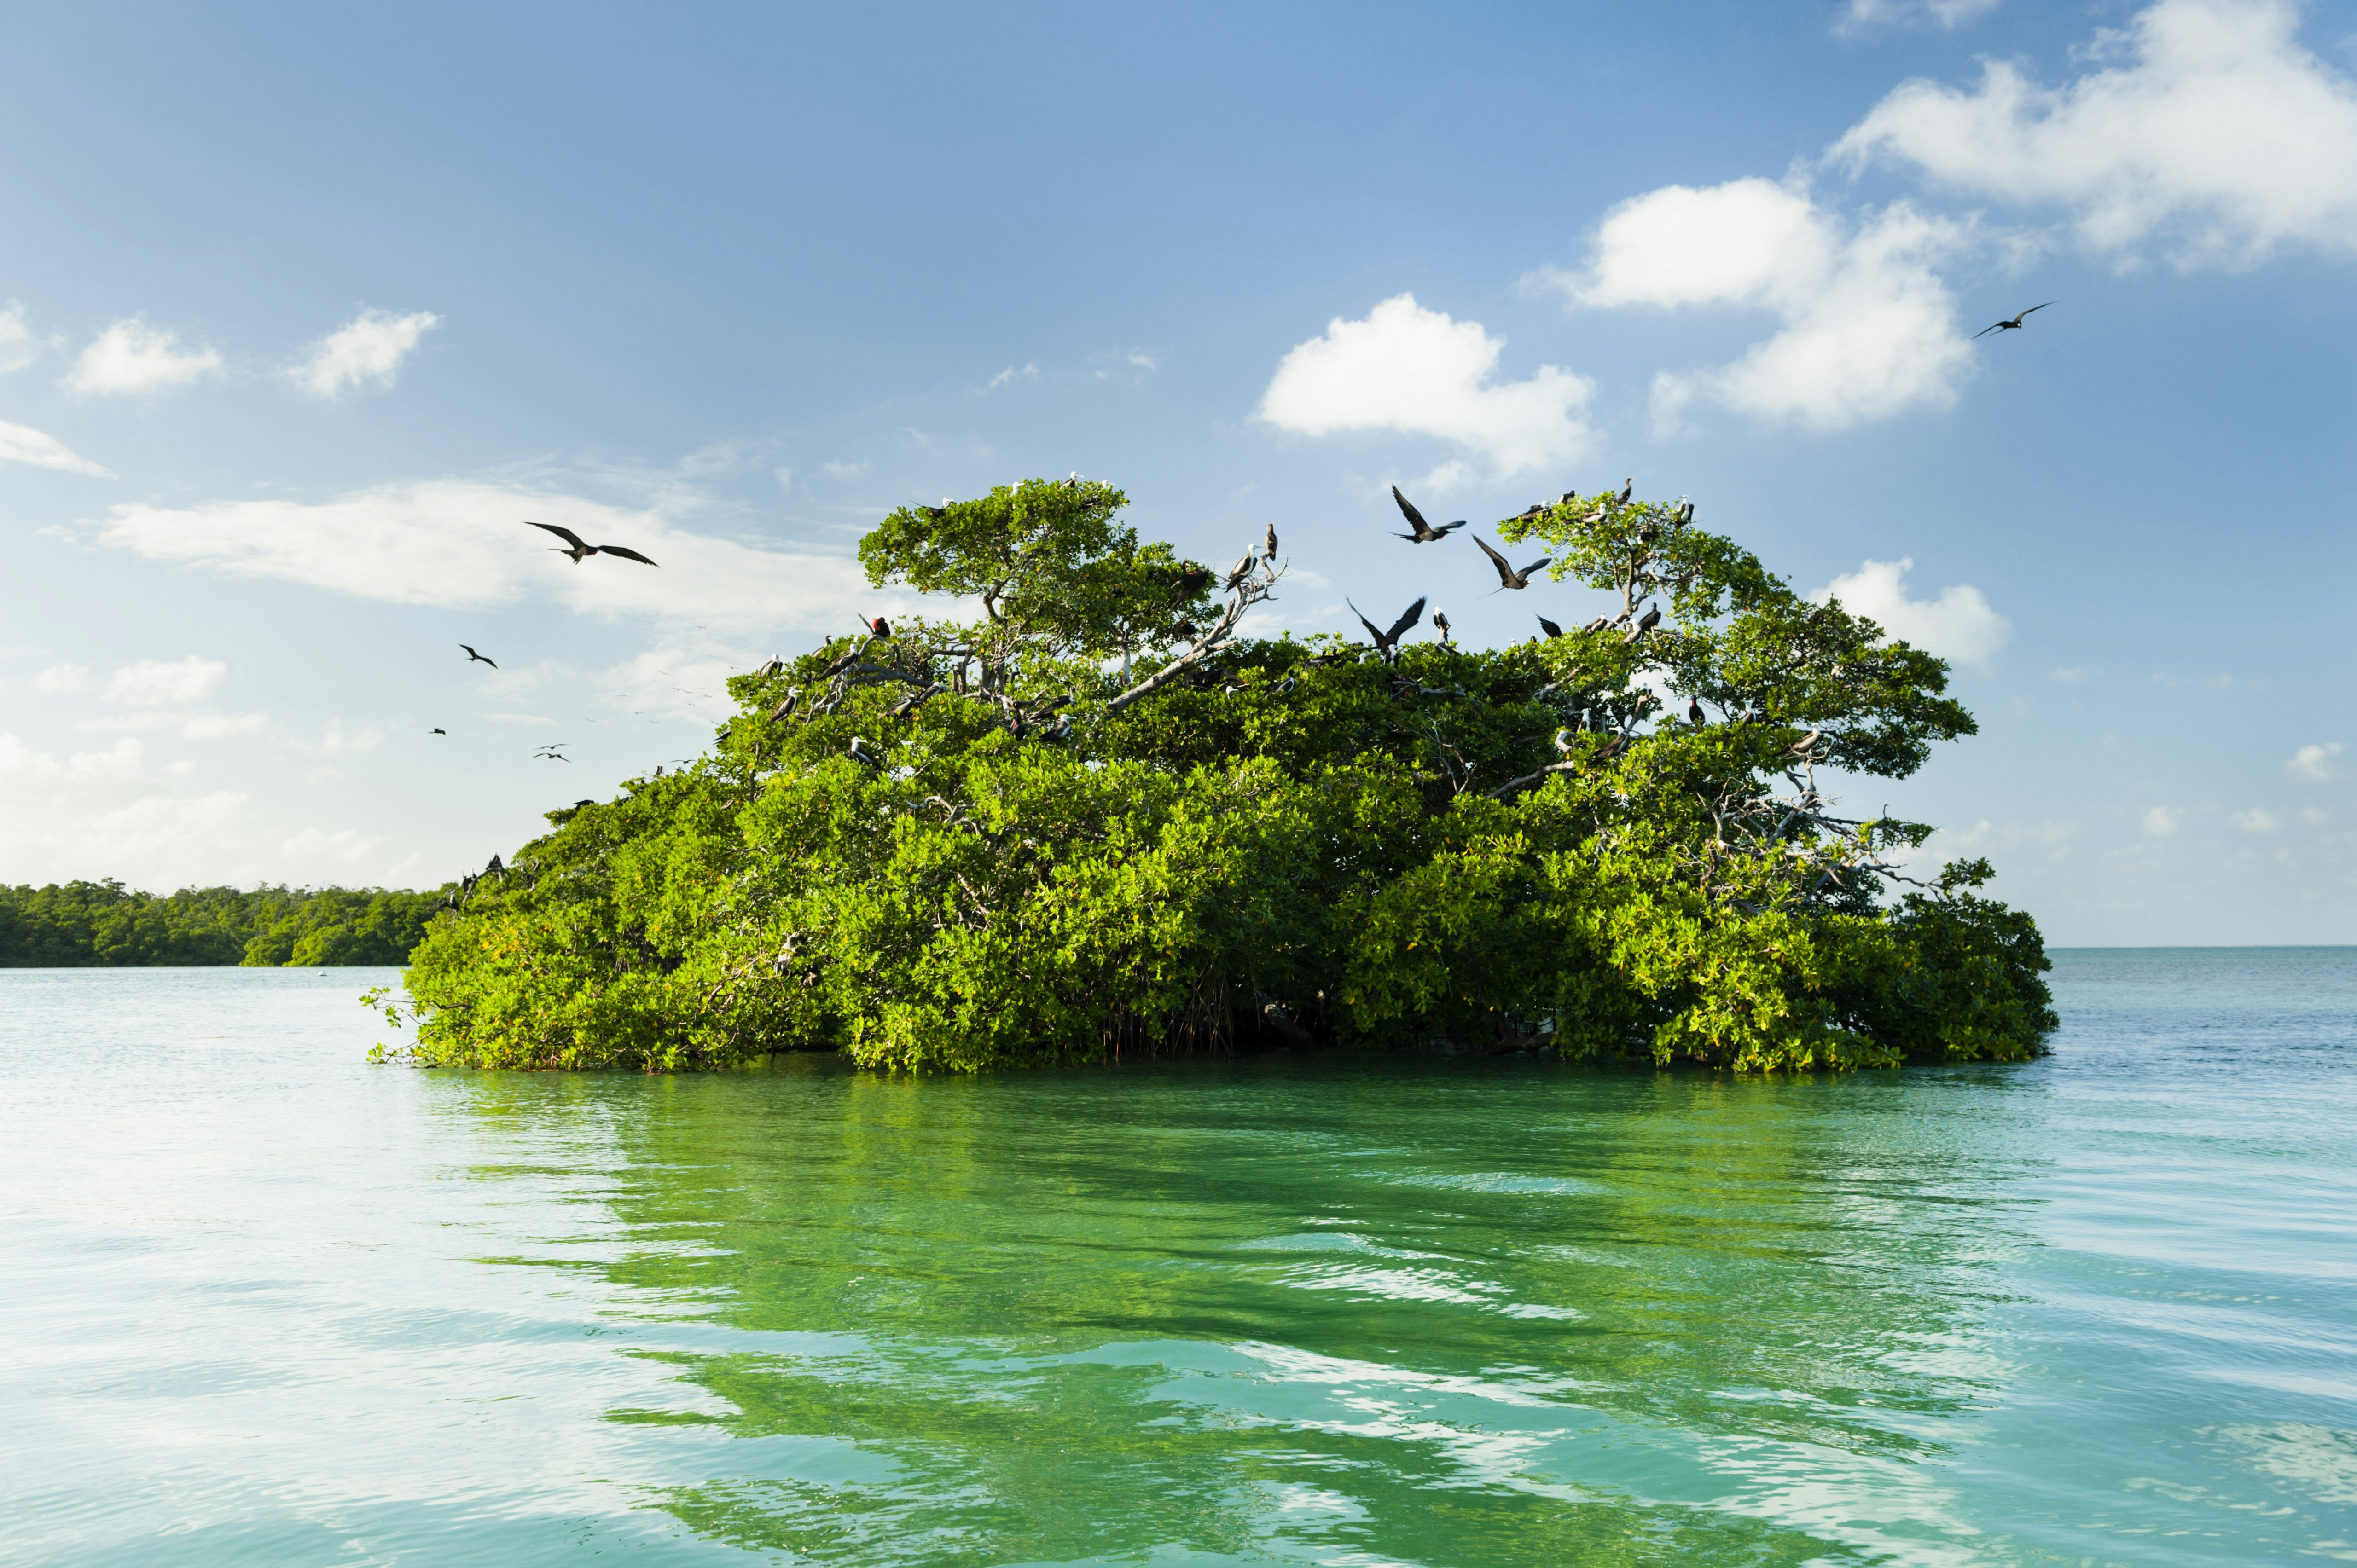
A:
[4,950,2354,1564]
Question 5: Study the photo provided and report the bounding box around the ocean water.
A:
[1,949,2352,1566]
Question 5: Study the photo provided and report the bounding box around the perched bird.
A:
[1674,499,1694,527]
[848,736,882,767]
[524,521,659,566]
[1687,698,1707,727]
[1536,615,1564,639]
[1472,535,1551,592]
[1516,503,1547,521]
[485,854,505,877]
[1347,595,1427,657]
[1264,522,1279,561]
[1041,714,1072,741]
[1275,676,1297,695]
[1614,478,1633,505]
[819,647,861,680]
[460,644,498,668]
[430,727,447,735]
[753,656,784,677]
[1581,615,1611,634]
[1433,610,1452,642]
[1225,552,1258,590]
[1552,728,1575,757]
[1558,491,1577,506]
[769,690,799,722]
[1172,567,1213,601]
[863,614,892,639]
[920,504,947,520]
[1788,728,1823,757]
[1623,604,1662,642]
[1973,302,2054,340]
[1390,486,1467,543]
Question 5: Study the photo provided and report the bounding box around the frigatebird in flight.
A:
[1472,536,1550,592]
[1390,487,1466,543]
[460,644,497,668]
[1348,595,1426,657]
[525,521,659,566]
[1973,303,2054,340]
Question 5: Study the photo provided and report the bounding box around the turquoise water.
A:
[2,951,2353,1565]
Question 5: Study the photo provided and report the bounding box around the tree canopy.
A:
[0,880,441,967]
[394,478,2055,1072]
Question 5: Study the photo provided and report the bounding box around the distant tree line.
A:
[0,880,442,967]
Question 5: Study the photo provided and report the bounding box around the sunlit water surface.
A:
[3,950,2354,1566]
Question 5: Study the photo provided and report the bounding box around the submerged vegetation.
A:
[394,478,2055,1073]
[0,880,441,967]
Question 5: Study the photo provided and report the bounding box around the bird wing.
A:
[1345,597,1391,648]
[1384,597,1427,645]
[1520,556,1552,579]
[1537,617,1562,638]
[1471,535,1516,588]
[526,521,589,550]
[1970,320,2005,340]
[2020,301,2054,318]
[597,545,660,566]
[1391,486,1430,538]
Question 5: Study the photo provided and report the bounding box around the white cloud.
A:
[2049,665,2099,683]
[2288,742,2344,781]
[0,301,37,372]
[0,418,112,477]
[773,466,794,492]
[74,710,268,739]
[2230,807,2281,832]
[288,720,383,756]
[288,308,439,398]
[1542,180,1974,432]
[104,655,226,706]
[986,362,1039,390]
[2142,804,2182,837]
[34,664,92,694]
[821,460,870,480]
[84,477,892,636]
[1833,0,2357,265]
[1840,0,2001,30]
[1811,557,2011,665]
[1257,293,1596,476]
[66,317,222,395]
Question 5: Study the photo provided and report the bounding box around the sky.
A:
[2,0,2353,945]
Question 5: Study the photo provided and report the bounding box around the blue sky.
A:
[2,0,2352,943]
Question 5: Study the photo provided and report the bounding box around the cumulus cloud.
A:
[66,317,223,395]
[1539,180,1973,431]
[1257,293,1597,475]
[0,301,37,372]
[2288,742,2343,781]
[34,665,91,694]
[1839,0,2001,30]
[84,477,893,636]
[0,417,112,477]
[104,656,226,706]
[2230,807,2280,832]
[1811,557,2012,665]
[2142,804,2182,837]
[288,308,439,398]
[1833,0,2357,264]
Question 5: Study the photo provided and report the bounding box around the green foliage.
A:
[400,480,2055,1072]
[0,879,443,967]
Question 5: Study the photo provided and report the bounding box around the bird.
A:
[485,854,505,877]
[769,691,799,722]
[1041,714,1072,741]
[1973,303,2054,340]
[1536,616,1564,639]
[430,727,447,735]
[753,656,784,677]
[1674,499,1694,527]
[863,614,892,639]
[459,644,497,668]
[920,504,947,520]
[1225,552,1258,590]
[535,750,571,763]
[1614,478,1633,505]
[1433,610,1452,642]
[1172,567,1213,601]
[1581,616,1610,634]
[524,521,659,566]
[1687,698,1707,727]
[1472,535,1551,592]
[848,736,882,767]
[1264,522,1279,561]
[1347,595,1426,657]
[1623,604,1662,642]
[1788,728,1823,757]
[1552,728,1574,757]
[574,799,595,808]
[1390,486,1467,543]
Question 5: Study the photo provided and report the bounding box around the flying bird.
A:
[430,727,447,735]
[459,644,497,668]
[1536,615,1563,639]
[1472,535,1550,592]
[524,521,659,566]
[1433,610,1452,642]
[1390,486,1467,543]
[1972,303,2054,340]
[1347,595,1426,657]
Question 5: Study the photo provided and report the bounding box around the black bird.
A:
[1390,486,1467,543]
[1687,698,1707,727]
[769,690,799,722]
[460,644,497,668]
[1623,604,1662,642]
[1536,616,1564,639]
[1581,615,1611,633]
[1472,535,1550,592]
[848,736,882,767]
[430,727,447,735]
[1347,595,1426,657]
[753,656,784,677]
[818,647,861,680]
[1673,499,1694,527]
[919,503,947,520]
[485,854,505,877]
[524,521,659,566]
[1614,478,1633,505]
[1225,552,1258,590]
[1172,567,1213,601]
[535,750,571,763]
[1433,610,1452,642]
[1972,302,2054,340]
[574,799,594,807]
[863,614,892,639]
[1263,522,1278,561]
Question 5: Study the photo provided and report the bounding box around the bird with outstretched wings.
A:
[1972,303,2054,341]
[525,521,659,566]
[1472,536,1550,592]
